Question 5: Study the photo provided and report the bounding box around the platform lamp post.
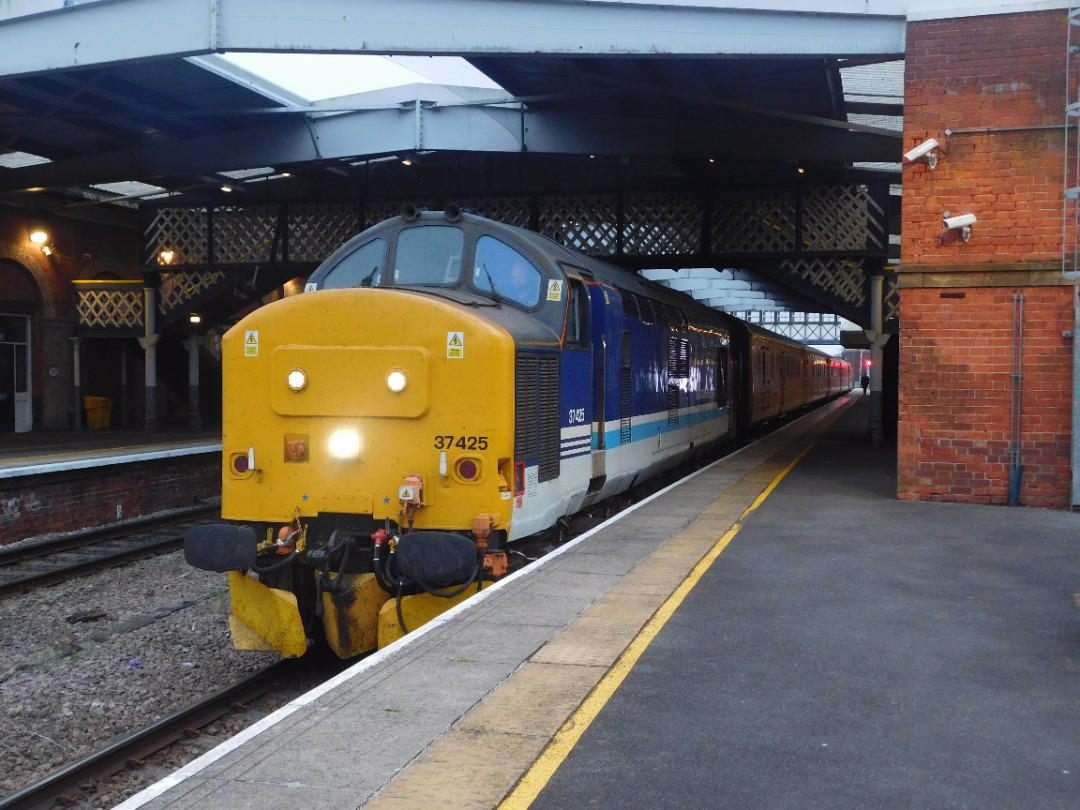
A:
[863,268,891,444]
[138,271,160,432]
[185,313,202,429]
[70,335,82,430]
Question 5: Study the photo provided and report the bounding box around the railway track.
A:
[0,659,296,810]
[0,504,219,599]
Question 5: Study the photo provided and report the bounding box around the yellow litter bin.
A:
[83,396,112,430]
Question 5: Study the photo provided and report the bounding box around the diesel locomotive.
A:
[184,207,849,659]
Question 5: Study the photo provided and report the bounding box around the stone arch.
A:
[81,256,138,281]
[0,242,56,317]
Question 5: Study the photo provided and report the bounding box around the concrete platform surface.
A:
[0,427,220,476]
[114,395,1080,809]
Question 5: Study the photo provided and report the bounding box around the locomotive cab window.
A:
[319,238,387,289]
[472,236,542,308]
[394,226,464,286]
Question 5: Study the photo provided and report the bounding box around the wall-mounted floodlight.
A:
[904,137,942,170]
[943,211,976,242]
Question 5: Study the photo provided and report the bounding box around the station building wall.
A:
[899,8,1072,507]
[0,206,141,430]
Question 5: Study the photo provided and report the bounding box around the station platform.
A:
[0,428,222,544]
[117,394,1080,810]
[0,427,220,478]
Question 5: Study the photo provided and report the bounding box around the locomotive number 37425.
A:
[434,435,489,450]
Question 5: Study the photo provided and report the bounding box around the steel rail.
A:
[0,502,218,566]
[0,660,297,810]
[0,534,187,599]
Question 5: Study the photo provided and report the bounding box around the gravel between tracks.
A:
[0,551,282,806]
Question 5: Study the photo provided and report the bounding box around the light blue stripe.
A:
[594,406,728,450]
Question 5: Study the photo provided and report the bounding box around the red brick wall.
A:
[899,10,1073,507]
[898,286,1072,507]
[0,455,219,544]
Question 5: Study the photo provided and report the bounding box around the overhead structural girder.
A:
[0,80,901,193]
[0,0,905,79]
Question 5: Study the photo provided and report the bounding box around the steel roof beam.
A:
[0,86,904,191]
[0,0,905,79]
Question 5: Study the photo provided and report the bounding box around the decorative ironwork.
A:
[455,197,532,228]
[622,191,701,255]
[137,182,891,328]
[538,194,619,254]
[802,185,884,252]
[213,206,278,264]
[74,282,144,333]
[158,270,224,315]
[365,200,421,230]
[883,273,900,324]
[143,207,208,265]
[289,203,361,262]
[712,190,796,254]
[781,257,866,307]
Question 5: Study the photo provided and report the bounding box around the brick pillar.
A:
[899,9,1071,507]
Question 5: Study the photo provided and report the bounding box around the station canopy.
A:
[0,0,906,319]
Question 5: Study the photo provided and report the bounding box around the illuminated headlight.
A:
[386,369,407,393]
[287,367,308,392]
[328,429,361,459]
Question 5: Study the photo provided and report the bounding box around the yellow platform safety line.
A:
[498,443,815,810]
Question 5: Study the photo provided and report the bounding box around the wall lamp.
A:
[943,211,976,242]
[29,228,56,256]
[904,137,945,170]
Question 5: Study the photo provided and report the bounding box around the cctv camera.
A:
[943,213,976,230]
[904,137,939,163]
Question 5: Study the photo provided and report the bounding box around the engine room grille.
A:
[667,381,681,426]
[515,353,561,483]
[668,334,690,378]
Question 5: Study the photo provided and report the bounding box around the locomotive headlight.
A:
[287,367,308,392]
[328,429,361,459]
[386,369,407,393]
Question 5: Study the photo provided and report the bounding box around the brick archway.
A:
[0,243,56,317]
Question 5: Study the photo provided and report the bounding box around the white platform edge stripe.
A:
[111,437,755,810]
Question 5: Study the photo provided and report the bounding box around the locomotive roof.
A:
[355,208,739,333]
[324,209,837,360]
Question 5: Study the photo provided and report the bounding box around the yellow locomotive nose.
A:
[214,288,517,658]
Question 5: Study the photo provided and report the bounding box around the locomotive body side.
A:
[566,261,735,507]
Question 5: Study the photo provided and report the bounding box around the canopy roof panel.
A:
[0,0,907,318]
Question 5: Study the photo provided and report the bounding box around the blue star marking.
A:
[383,496,391,505]
[302,493,309,501]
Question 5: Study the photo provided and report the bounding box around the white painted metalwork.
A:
[0,0,905,79]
